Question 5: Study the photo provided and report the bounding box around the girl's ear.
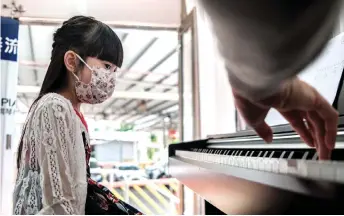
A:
[64,50,78,73]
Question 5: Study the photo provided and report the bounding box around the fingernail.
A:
[305,139,314,147]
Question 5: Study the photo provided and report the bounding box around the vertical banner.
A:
[0,16,19,215]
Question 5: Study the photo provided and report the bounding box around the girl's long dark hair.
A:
[17,16,124,168]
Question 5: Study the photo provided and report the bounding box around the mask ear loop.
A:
[71,69,80,81]
[72,53,94,81]
[75,53,93,71]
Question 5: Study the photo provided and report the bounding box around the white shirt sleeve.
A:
[198,0,340,100]
[36,99,76,215]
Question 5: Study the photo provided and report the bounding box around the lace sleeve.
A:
[37,99,76,214]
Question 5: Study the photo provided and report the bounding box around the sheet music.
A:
[266,32,344,126]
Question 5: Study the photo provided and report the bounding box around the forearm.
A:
[199,0,340,101]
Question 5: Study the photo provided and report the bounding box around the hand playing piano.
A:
[233,78,339,160]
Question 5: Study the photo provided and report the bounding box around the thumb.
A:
[253,122,273,143]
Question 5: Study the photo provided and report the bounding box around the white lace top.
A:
[13,93,89,215]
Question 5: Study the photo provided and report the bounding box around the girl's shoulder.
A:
[37,93,73,109]
[28,93,75,120]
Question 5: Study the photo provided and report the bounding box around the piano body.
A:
[169,60,344,214]
[169,129,344,214]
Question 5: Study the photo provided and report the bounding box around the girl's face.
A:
[64,51,119,104]
[79,57,118,84]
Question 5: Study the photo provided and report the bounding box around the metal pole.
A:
[190,8,201,140]
[18,17,179,31]
[162,117,167,149]
[177,30,184,142]
[124,178,129,203]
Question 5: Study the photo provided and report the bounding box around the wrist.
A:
[256,78,295,108]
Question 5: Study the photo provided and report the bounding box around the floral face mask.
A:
[72,54,116,104]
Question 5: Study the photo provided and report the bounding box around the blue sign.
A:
[1,17,19,62]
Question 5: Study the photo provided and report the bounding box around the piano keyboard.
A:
[169,129,344,214]
[175,148,344,183]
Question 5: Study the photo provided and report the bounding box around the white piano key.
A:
[225,156,230,165]
[320,163,335,181]
[210,154,214,163]
[279,159,288,174]
[297,160,308,177]
[242,157,248,168]
[174,150,344,184]
[238,156,243,167]
[260,157,268,171]
[229,156,234,166]
[266,158,272,171]
[234,156,239,166]
[336,165,344,182]
[252,158,259,170]
[235,156,240,167]
[222,155,227,164]
[239,156,245,168]
[258,158,264,171]
[272,159,279,173]
[219,155,223,164]
[217,153,222,163]
[226,155,231,165]
[233,156,239,167]
[231,156,236,166]
[238,157,243,167]
[247,157,253,169]
[225,155,230,165]
[287,160,298,175]
[265,158,273,172]
[306,161,321,179]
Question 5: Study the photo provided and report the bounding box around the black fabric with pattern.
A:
[80,127,142,215]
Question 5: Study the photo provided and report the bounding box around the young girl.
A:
[13,16,141,215]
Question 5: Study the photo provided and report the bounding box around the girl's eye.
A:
[104,64,112,70]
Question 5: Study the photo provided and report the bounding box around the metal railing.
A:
[99,178,182,215]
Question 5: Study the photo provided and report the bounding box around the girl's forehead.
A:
[88,56,108,62]
[86,57,104,64]
[87,56,118,67]
[87,56,101,61]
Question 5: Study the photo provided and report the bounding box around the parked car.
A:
[145,162,169,179]
[107,164,147,182]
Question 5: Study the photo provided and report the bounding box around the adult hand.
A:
[233,78,339,160]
